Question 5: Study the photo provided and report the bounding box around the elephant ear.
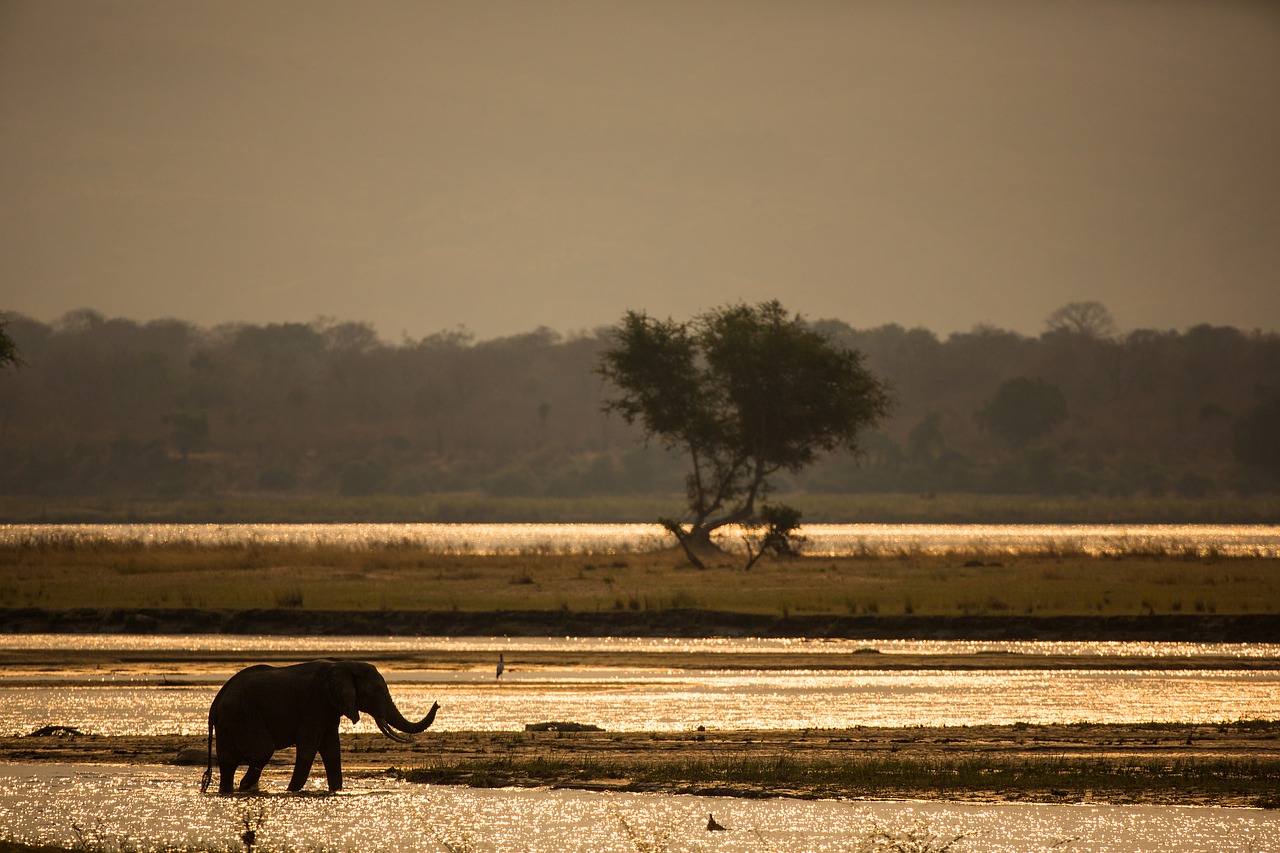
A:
[324,663,360,724]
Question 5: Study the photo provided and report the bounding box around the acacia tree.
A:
[1044,301,1117,339]
[598,301,891,565]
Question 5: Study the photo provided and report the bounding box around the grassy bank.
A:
[2,539,1277,622]
[398,753,1280,807]
[392,722,1280,808]
[396,722,1279,808]
[2,492,1277,524]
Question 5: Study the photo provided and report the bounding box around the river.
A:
[3,635,1280,736]
[3,635,1277,850]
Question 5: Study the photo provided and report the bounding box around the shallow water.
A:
[2,763,1277,852]
[6,521,1280,556]
[3,634,1278,736]
[5,664,1280,736]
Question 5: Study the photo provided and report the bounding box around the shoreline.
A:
[2,723,1278,808]
[4,607,1279,644]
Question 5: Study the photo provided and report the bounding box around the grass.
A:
[1,536,1277,617]
[396,752,1280,806]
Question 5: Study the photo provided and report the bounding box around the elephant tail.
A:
[199,719,214,794]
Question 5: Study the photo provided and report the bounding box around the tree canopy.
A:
[0,316,22,371]
[597,301,891,561]
[0,304,1277,506]
[1232,395,1280,483]
[1044,301,1117,339]
[979,377,1068,449]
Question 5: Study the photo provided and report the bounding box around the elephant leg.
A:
[318,728,343,792]
[288,741,319,792]
[217,760,238,795]
[238,763,265,792]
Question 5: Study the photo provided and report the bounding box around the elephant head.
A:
[323,659,439,743]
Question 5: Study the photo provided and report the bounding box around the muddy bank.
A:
[3,607,1279,643]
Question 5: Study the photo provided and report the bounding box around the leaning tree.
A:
[597,300,891,566]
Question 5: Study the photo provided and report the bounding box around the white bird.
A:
[496,652,505,679]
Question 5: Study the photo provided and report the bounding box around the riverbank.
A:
[3,636,1278,679]
[2,722,1277,808]
[4,607,1280,648]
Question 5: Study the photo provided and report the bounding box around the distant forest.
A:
[1,304,1278,507]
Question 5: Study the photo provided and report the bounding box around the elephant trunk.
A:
[376,697,439,742]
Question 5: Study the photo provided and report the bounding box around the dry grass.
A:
[1,539,1277,617]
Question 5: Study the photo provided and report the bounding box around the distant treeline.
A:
[1,306,1278,505]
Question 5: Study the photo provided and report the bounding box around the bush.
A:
[339,460,387,496]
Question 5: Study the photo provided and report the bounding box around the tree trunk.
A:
[660,519,720,569]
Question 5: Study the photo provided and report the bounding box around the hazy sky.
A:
[2,1,1278,342]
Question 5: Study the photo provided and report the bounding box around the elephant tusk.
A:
[377,718,414,743]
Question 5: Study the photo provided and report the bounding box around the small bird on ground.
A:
[706,813,726,831]
[496,652,505,679]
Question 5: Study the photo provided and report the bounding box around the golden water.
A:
[5,522,1280,556]
[7,669,1279,736]
[2,764,1277,852]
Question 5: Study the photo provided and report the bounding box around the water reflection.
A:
[2,763,1277,852]
[5,668,1279,736]
[3,634,1278,735]
[6,521,1280,556]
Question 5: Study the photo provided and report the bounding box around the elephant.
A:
[200,659,439,794]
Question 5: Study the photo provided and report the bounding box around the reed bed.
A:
[398,752,1280,806]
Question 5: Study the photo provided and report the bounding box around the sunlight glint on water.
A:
[5,668,1280,736]
[4,633,1279,658]
[2,764,1278,853]
[5,521,1280,556]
